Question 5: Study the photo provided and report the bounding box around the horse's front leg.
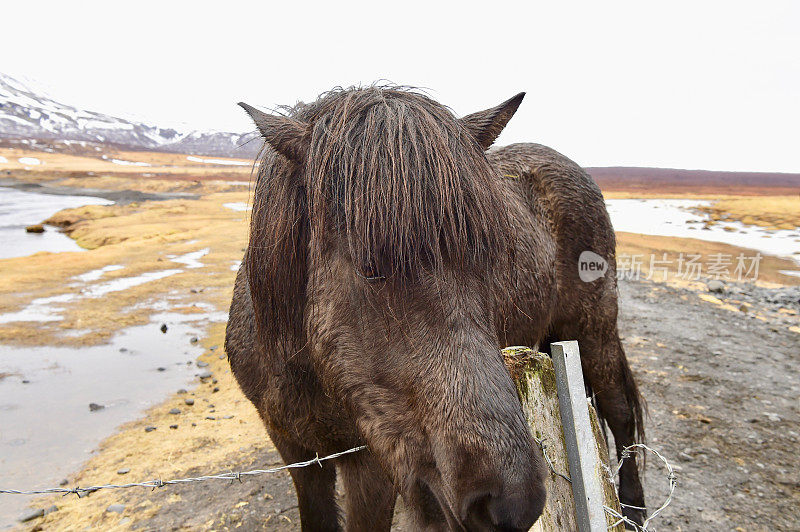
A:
[338,451,396,532]
[269,431,340,531]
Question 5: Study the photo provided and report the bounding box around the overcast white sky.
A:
[1,1,798,172]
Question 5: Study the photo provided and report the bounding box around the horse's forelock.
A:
[302,87,515,280]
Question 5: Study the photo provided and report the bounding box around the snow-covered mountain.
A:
[0,73,258,157]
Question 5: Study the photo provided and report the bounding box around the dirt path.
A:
[618,278,799,531]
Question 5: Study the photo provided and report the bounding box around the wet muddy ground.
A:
[0,312,226,526]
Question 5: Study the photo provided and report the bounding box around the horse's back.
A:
[489,143,618,325]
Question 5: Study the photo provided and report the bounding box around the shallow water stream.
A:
[0,186,113,259]
[606,198,800,267]
[0,311,226,527]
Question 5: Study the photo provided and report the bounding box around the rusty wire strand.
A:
[533,435,572,484]
[0,446,366,497]
[1,440,674,531]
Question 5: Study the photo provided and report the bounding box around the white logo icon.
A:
[578,251,608,282]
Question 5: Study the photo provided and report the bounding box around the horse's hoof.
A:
[622,506,646,529]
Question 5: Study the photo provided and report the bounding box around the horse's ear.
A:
[238,102,310,163]
[460,92,525,150]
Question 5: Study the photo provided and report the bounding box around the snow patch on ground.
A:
[82,270,182,298]
[223,202,250,212]
[0,156,7,164]
[73,265,125,283]
[0,294,75,324]
[17,157,41,165]
[168,248,209,269]
[111,159,151,167]
[187,155,250,167]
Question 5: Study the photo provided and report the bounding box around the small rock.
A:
[18,509,45,522]
[766,413,782,422]
[157,367,166,372]
[190,337,199,344]
[44,505,58,515]
[25,224,45,233]
[117,468,130,475]
[197,361,209,368]
[59,479,68,486]
[119,348,128,353]
[21,379,30,384]
[144,426,157,432]
[191,422,197,426]
[89,403,105,412]
[160,324,168,333]
[206,416,216,420]
[169,408,181,415]
[106,504,125,514]
[223,415,234,419]
[707,279,725,293]
[184,398,195,405]
[211,378,218,384]
[198,371,213,379]
[177,389,187,394]
[219,355,225,359]
[210,345,218,351]
[169,424,178,429]
[212,387,219,393]
[190,288,198,293]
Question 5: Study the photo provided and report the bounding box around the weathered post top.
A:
[502,346,624,532]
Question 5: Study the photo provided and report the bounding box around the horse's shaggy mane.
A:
[246,86,514,344]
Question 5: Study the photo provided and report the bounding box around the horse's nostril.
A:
[461,485,546,532]
[488,486,547,532]
[460,489,494,526]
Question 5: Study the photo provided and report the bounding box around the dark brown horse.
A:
[225,87,645,530]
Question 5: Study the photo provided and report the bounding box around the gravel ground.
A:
[618,278,799,531]
[128,277,800,531]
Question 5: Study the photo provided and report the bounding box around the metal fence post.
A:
[551,341,606,532]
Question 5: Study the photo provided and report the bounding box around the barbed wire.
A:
[533,438,676,532]
[0,446,366,497]
[532,435,572,484]
[4,439,674,531]
[604,444,677,532]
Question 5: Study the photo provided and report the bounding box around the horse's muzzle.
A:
[459,479,546,531]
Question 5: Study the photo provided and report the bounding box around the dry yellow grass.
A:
[615,232,800,287]
[695,196,800,230]
[0,147,254,176]
[0,192,252,347]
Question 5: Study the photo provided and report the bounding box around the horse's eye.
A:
[356,266,385,282]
